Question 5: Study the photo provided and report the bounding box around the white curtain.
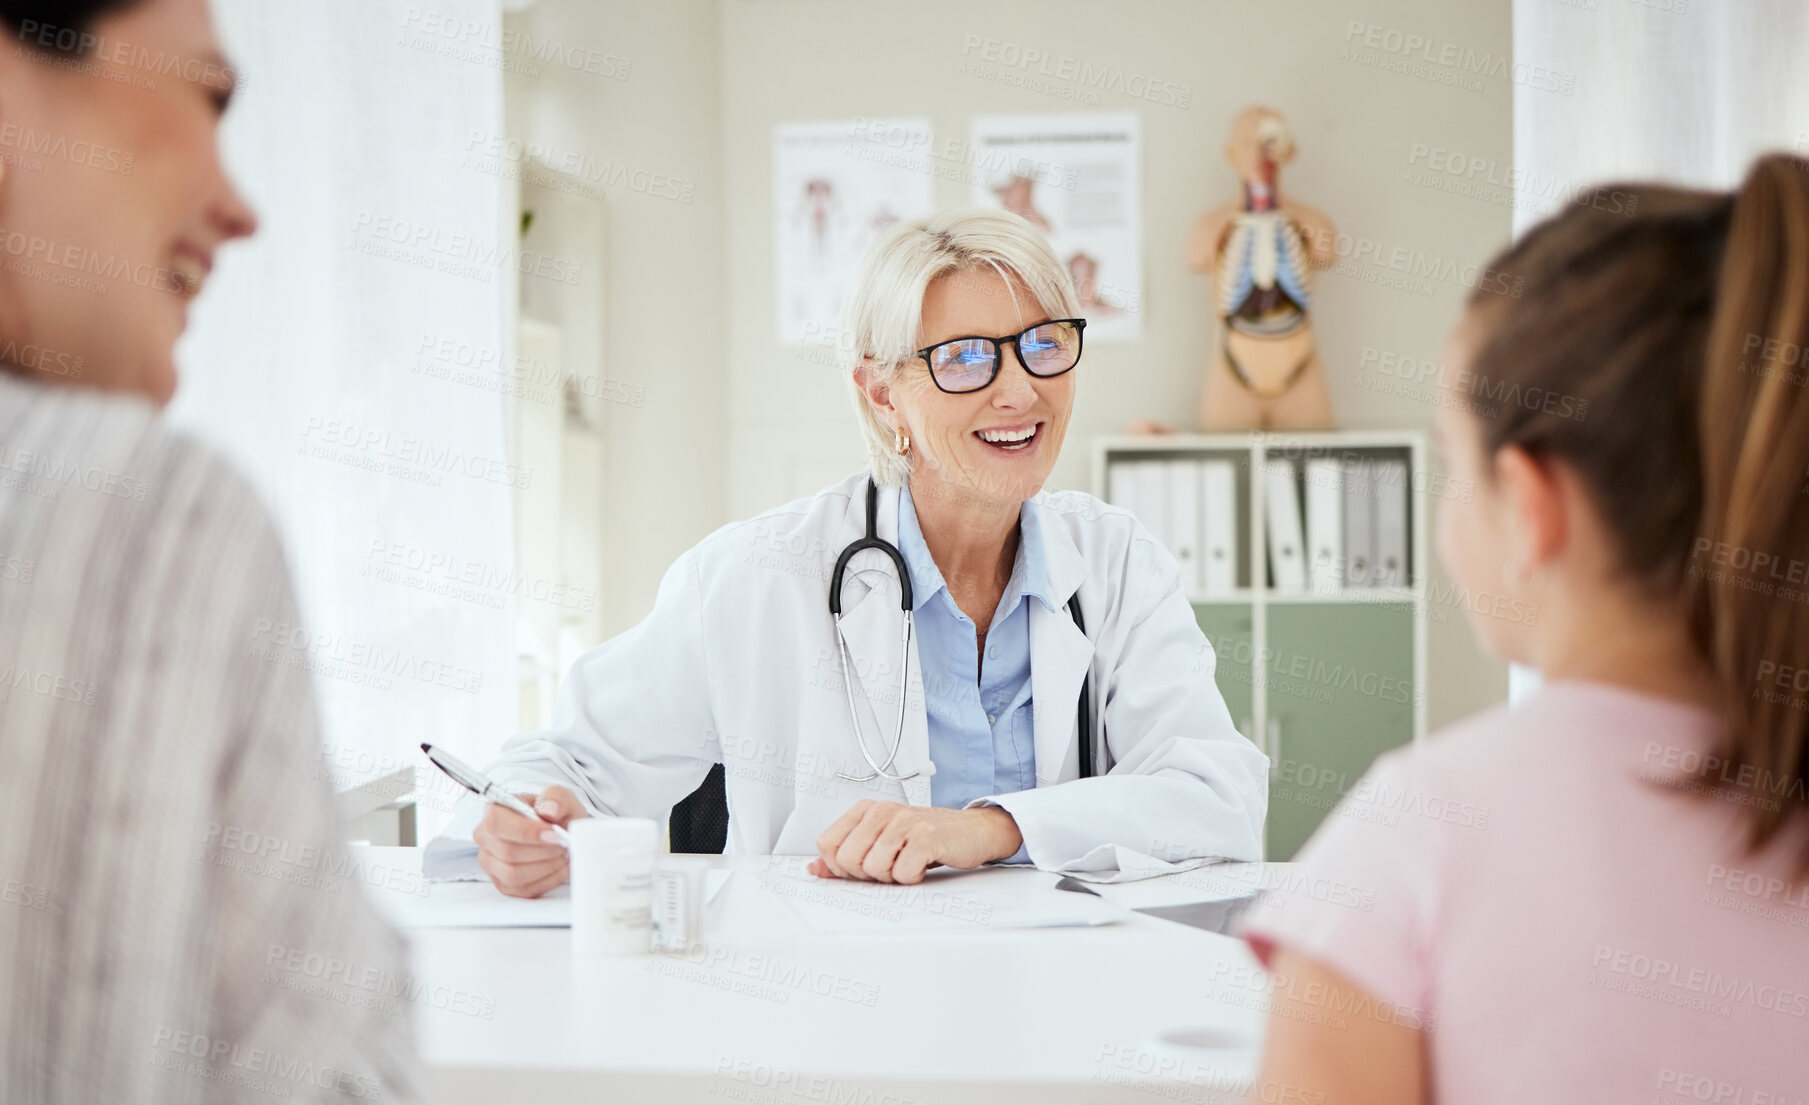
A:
[1508,0,1809,705]
[1514,0,1809,224]
[170,0,515,835]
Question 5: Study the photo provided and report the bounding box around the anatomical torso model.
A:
[1188,106,1337,430]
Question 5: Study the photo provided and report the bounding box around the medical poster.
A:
[968,112,1143,342]
[773,118,935,346]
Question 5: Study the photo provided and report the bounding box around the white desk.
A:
[362,847,1283,1105]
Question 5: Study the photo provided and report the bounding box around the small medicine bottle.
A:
[570,817,658,955]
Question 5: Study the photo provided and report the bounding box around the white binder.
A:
[1304,458,1343,594]
[1263,459,1307,592]
[1373,459,1409,589]
[1108,461,1139,517]
[1342,458,1375,587]
[1165,460,1205,597]
[1135,461,1169,551]
[1201,459,1238,594]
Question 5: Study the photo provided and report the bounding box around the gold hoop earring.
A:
[894,429,911,457]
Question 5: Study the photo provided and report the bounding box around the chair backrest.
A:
[668,763,729,854]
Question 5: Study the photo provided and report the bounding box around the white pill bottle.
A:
[569,817,658,955]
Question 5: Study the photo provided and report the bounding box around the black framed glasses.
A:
[914,318,1087,394]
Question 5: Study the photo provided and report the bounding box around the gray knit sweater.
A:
[0,372,418,1103]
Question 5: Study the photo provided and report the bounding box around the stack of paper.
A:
[752,860,1126,933]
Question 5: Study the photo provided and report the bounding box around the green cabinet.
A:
[1193,602,1255,739]
[1262,602,1417,860]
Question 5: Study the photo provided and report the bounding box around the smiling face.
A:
[0,0,256,404]
[877,265,1077,509]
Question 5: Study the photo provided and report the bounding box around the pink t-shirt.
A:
[1241,680,1809,1104]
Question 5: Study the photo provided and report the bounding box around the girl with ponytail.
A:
[1239,153,1809,1103]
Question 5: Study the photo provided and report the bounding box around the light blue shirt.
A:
[897,486,1050,862]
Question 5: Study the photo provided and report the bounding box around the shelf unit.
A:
[1093,430,1429,860]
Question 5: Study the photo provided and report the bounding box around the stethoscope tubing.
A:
[828,479,1099,786]
[831,480,921,783]
[831,610,918,783]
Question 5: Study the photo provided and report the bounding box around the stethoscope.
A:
[828,478,1098,783]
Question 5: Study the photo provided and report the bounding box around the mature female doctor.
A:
[428,208,1268,894]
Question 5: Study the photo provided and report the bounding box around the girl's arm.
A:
[1252,948,1427,1105]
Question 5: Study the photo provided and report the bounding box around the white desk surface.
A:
[361,847,1287,1105]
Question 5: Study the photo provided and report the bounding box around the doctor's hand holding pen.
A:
[474,786,588,898]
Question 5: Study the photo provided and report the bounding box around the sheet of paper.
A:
[1090,861,1276,912]
[371,879,574,929]
[368,857,732,930]
[750,859,1126,934]
[1047,845,1216,884]
[1132,897,1258,937]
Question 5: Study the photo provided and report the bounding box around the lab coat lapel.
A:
[1028,495,1094,784]
[829,481,932,806]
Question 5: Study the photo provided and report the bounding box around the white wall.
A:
[516,0,1512,725]
[505,0,728,637]
[715,0,1513,726]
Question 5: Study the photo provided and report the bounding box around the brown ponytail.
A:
[1692,155,1809,866]
[1460,153,1809,870]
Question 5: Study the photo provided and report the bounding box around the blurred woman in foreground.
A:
[0,1,416,1100]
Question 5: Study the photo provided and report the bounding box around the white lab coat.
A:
[426,471,1268,881]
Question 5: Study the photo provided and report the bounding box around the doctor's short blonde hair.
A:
[838,208,1081,488]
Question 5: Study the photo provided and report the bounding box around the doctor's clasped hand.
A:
[809,801,1023,883]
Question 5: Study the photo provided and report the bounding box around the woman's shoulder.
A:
[1338,703,1516,832]
[2,373,249,476]
[1364,681,1719,817]
[0,372,161,474]
[0,376,284,571]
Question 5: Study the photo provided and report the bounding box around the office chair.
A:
[668,762,728,854]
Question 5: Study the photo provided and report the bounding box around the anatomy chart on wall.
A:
[773,118,935,346]
[969,112,1143,342]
